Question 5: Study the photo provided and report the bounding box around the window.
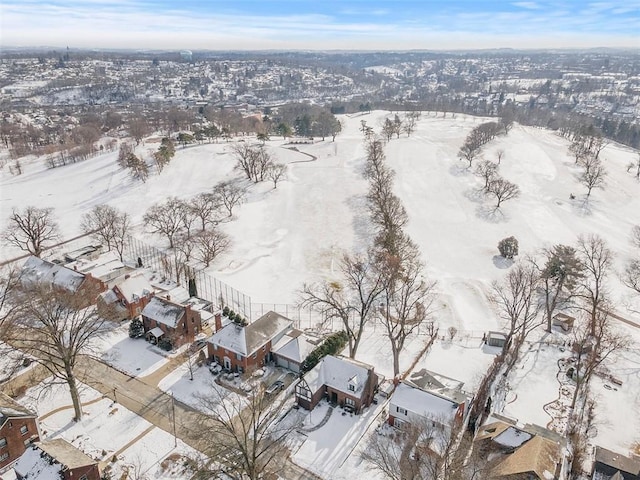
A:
[396,407,407,416]
[0,437,6,448]
[345,397,355,406]
[236,353,242,361]
[348,384,355,392]
[20,425,28,435]
[135,307,141,314]
[23,438,32,447]
[252,353,257,359]
[79,475,88,480]
[0,452,9,462]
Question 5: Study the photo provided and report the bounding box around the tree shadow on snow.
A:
[475,205,508,223]
[464,187,488,204]
[345,194,376,247]
[449,163,471,177]
[492,255,514,269]
[569,195,593,217]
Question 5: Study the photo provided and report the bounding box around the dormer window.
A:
[348,384,355,392]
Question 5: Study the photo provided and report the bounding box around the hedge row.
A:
[300,331,349,374]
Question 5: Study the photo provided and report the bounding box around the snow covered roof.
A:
[390,382,460,423]
[594,447,640,477]
[208,311,292,357]
[20,256,86,292]
[272,330,318,363]
[141,296,185,328]
[0,392,36,428]
[114,272,154,303]
[148,327,165,338]
[14,440,97,479]
[65,251,127,283]
[301,355,373,398]
[493,426,533,448]
[13,445,64,480]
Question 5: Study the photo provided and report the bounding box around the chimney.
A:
[166,294,171,301]
[124,274,130,280]
[214,312,222,332]
[73,266,78,271]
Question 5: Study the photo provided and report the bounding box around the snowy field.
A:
[2,111,640,462]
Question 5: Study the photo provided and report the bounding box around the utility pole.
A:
[170,391,177,448]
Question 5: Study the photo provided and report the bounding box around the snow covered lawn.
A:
[18,380,200,480]
[96,323,169,377]
[157,359,239,414]
[292,399,386,478]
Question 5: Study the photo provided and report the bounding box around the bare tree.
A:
[6,285,109,421]
[127,117,150,146]
[361,417,458,480]
[569,310,629,409]
[487,177,520,208]
[491,261,542,372]
[496,149,505,165]
[190,192,222,231]
[474,160,499,192]
[580,155,607,197]
[266,163,287,189]
[532,245,585,332]
[577,234,612,337]
[626,153,640,179]
[3,206,60,257]
[117,142,134,169]
[81,205,131,260]
[402,111,421,137]
[143,198,187,248]
[231,143,274,183]
[193,386,300,480]
[378,246,437,379]
[213,180,247,217]
[622,259,640,295]
[300,253,386,359]
[194,228,230,267]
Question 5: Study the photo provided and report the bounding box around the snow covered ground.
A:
[18,380,200,480]
[2,111,640,468]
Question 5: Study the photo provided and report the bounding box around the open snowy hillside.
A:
[1,111,639,327]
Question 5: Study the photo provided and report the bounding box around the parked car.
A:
[209,363,222,375]
[265,380,285,395]
[190,339,206,352]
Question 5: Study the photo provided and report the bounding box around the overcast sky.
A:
[2,0,639,51]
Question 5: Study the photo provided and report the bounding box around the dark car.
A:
[190,339,207,353]
[265,380,285,395]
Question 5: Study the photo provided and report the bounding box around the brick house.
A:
[0,393,39,471]
[271,329,322,374]
[98,272,155,321]
[295,355,379,414]
[20,256,107,307]
[14,439,100,480]
[592,446,640,480]
[207,311,292,373]
[141,296,202,348]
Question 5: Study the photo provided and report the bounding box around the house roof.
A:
[272,330,318,363]
[141,296,185,328]
[390,382,461,423]
[208,311,292,357]
[20,256,85,292]
[114,272,154,303]
[594,447,640,476]
[0,392,36,428]
[489,434,560,480]
[14,440,96,479]
[65,251,127,283]
[301,355,373,399]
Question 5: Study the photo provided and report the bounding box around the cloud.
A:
[1,0,637,50]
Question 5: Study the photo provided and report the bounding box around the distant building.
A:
[179,50,192,62]
[592,446,640,480]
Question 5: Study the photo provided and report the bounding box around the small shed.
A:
[486,331,508,349]
[552,313,575,332]
[146,327,165,344]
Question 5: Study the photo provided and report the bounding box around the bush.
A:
[128,318,145,338]
[300,331,349,373]
[498,236,519,259]
[158,337,173,351]
[222,306,230,316]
